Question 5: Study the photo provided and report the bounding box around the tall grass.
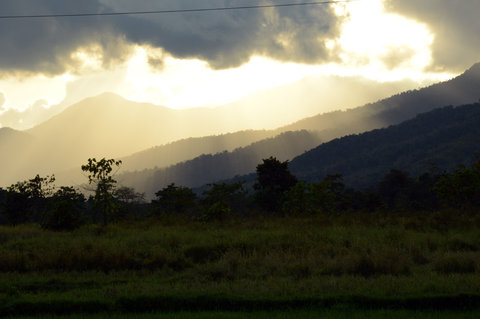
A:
[0,212,479,316]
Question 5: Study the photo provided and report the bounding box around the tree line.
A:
[1,156,479,230]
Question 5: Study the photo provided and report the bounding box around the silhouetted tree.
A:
[115,186,144,204]
[153,183,196,215]
[378,169,415,210]
[0,188,6,224]
[4,174,56,224]
[43,186,86,231]
[81,158,122,226]
[254,157,297,212]
[282,181,309,216]
[114,186,145,220]
[309,174,346,213]
[434,159,480,210]
[409,171,441,211]
[283,175,347,216]
[200,182,247,220]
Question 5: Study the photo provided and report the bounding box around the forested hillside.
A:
[279,63,480,140]
[120,130,275,172]
[3,63,480,189]
[119,130,321,198]
[289,103,480,188]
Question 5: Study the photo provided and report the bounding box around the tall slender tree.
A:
[82,158,122,226]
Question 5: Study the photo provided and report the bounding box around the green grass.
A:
[0,212,479,317]
[5,309,480,319]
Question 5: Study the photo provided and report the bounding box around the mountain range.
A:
[0,73,418,186]
[288,102,480,189]
[114,63,480,197]
[281,63,480,138]
[1,63,480,195]
[118,130,321,198]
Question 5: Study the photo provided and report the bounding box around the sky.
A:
[0,0,478,130]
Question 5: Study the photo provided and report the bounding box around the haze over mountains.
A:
[119,130,321,198]
[0,73,420,131]
[0,73,425,187]
[281,63,480,138]
[114,63,480,197]
[120,130,276,172]
[1,63,480,194]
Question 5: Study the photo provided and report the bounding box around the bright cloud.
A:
[331,0,437,78]
[0,0,467,129]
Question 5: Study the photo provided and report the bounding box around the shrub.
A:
[42,200,83,231]
[433,253,477,274]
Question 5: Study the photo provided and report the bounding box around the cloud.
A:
[0,0,343,75]
[0,0,131,75]
[0,99,53,129]
[0,92,5,111]
[380,45,417,70]
[386,0,480,72]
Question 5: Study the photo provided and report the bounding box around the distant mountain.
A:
[215,74,420,130]
[2,63,480,188]
[0,73,424,186]
[0,127,31,143]
[118,130,321,198]
[288,103,480,189]
[120,130,276,172]
[1,93,285,185]
[0,128,35,185]
[0,72,420,131]
[118,63,480,187]
[26,92,227,160]
[278,63,480,140]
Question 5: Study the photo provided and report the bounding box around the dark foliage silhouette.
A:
[81,158,122,226]
[3,174,55,225]
[44,186,86,231]
[254,157,297,212]
[153,183,196,215]
[200,182,247,220]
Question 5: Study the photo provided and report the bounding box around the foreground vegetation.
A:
[0,213,479,317]
[1,157,479,316]
[5,309,480,319]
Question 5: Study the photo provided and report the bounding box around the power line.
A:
[0,1,357,19]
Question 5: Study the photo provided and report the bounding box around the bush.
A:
[200,202,231,222]
[433,253,477,274]
[42,200,83,231]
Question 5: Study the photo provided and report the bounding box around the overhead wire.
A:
[0,0,358,19]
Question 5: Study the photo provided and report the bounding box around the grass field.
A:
[1,212,479,317]
[4,309,480,319]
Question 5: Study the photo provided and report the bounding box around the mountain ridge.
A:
[114,62,480,195]
[2,63,480,188]
[288,102,480,189]
[278,63,480,137]
[118,130,322,198]
[216,103,480,191]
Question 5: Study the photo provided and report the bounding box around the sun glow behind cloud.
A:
[123,47,327,109]
[119,0,451,108]
[0,74,71,113]
[328,0,449,81]
[0,0,455,120]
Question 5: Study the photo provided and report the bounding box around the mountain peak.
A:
[0,127,23,137]
[461,62,480,77]
[81,92,130,105]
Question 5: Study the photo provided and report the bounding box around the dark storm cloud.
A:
[0,0,131,75]
[386,0,480,72]
[0,0,342,75]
